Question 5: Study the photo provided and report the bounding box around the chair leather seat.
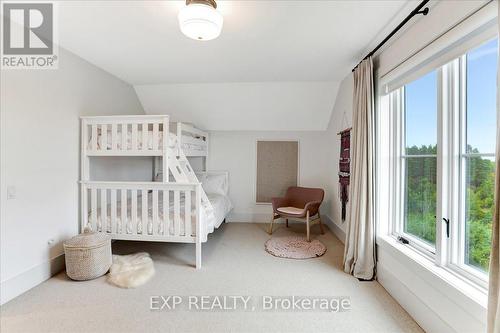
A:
[277,206,304,216]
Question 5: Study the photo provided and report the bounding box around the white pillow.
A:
[202,174,227,196]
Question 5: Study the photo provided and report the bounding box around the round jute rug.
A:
[265,236,327,259]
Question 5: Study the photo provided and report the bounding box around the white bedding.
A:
[207,193,232,229]
[89,192,231,239]
[89,130,206,152]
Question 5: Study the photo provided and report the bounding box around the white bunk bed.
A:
[80,115,231,269]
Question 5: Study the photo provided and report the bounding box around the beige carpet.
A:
[1,223,423,333]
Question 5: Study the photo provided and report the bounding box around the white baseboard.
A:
[322,215,346,244]
[0,254,65,305]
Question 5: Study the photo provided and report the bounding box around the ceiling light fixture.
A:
[178,0,223,41]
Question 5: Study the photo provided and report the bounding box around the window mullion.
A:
[435,63,453,266]
[394,88,404,237]
[453,56,467,269]
[448,57,463,271]
[457,55,469,270]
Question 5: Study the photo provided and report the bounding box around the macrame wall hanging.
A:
[337,109,351,222]
[338,128,351,222]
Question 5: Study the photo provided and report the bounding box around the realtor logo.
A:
[1,2,58,69]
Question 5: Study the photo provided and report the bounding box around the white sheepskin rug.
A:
[265,236,327,259]
[107,252,155,288]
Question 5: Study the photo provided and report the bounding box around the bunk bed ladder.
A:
[168,152,215,223]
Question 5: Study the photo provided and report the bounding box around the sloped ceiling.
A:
[135,81,340,131]
[58,1,409,131]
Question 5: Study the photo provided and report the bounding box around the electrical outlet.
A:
[7,186,16,200]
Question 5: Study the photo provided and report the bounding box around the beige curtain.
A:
[487,12,500,332]
[343,57,376,280]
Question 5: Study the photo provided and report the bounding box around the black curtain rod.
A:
[352,0,430,72]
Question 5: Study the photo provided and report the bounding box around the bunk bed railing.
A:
[81,115,170,156]
[177,122,208,157]
[80,181,204,244]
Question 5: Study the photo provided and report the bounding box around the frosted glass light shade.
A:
[178,3,223,41]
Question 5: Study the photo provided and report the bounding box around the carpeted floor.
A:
[1,223,423,333]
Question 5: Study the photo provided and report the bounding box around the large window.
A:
[386,37,498,285]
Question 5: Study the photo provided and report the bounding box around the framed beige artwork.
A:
[256,140,299,203]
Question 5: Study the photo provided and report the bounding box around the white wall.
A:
[324,74,354,239]
[207,131,332,223]
[0,47,145,304]
[90,157,153,182]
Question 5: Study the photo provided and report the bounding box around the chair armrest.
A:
[304,200,322,216]
[271,197,289,212]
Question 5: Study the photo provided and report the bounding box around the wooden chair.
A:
[268,186,325,241]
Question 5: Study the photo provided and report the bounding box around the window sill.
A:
[376,235,487,313]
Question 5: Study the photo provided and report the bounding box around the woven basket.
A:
[64,229,112,281]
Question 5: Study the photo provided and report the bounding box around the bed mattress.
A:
[89,192,231,239]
